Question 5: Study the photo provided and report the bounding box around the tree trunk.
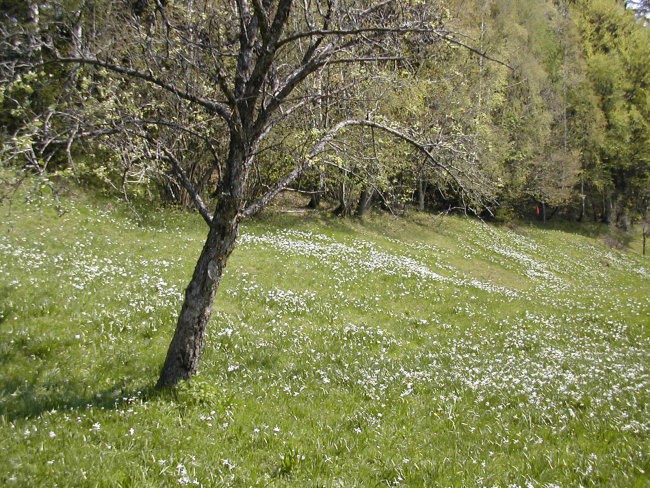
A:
[307,192,321,209]
[335,179,353,216]
[417,177,425,211]
[617,211,630,231]
[356,187,374,217]
[614,194,630,231]
[578,193,586,222]
[602,192,612,224]
[307,172,324,209]
[157,198,240,388]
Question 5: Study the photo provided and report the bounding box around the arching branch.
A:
[241,119,491,218]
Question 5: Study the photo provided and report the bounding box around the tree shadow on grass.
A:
[530,220,636,249]
[0,377,161,422]
[529,220,607,238]
[495,218,639,250]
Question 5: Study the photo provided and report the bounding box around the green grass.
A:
[0,185,648,487]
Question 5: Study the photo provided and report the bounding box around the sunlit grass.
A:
[1,186,648,487]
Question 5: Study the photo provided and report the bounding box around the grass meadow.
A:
[0,185,648,487]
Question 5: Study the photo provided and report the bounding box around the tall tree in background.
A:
[573,0,650,227]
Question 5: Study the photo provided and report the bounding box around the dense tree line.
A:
[1,0,648,384]
[2,0,648,226]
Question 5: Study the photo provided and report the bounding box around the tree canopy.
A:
[2,0,648,225]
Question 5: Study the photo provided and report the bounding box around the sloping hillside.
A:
[1,194,648,487]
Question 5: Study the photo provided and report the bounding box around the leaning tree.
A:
[3,0,500,387]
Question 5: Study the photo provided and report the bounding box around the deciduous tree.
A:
[1,0,500,387]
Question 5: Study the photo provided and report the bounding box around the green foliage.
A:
[571,0,650,225]
[1,0,648,221]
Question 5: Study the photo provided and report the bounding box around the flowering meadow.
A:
[0,192,648,487]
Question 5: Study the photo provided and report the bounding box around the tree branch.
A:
[278,26,435,46]
[242,118,360,217]
[244,0,294,108]
[52,56,234,123]
[277,25,513,70]
[158,148,213,226]
[437,32,513,70]
[242,117,495,218]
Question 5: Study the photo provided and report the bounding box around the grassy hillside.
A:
[0,189,648,487]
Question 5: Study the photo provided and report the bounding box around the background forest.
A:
[1,0,649,228]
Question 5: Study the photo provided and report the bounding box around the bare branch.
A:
[158,148,214,226]
[242,118,361,217]
[278,26,435,47]
[244,0,294,110]
[52,57,234,123]
[251,0,271,40]
[437,32,513,70]
[242,117,491,218]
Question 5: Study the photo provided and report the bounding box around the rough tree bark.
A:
[157,144,244,386]
[157,204,239,386]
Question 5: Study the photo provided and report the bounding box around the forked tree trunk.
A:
[157,199,240,388]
